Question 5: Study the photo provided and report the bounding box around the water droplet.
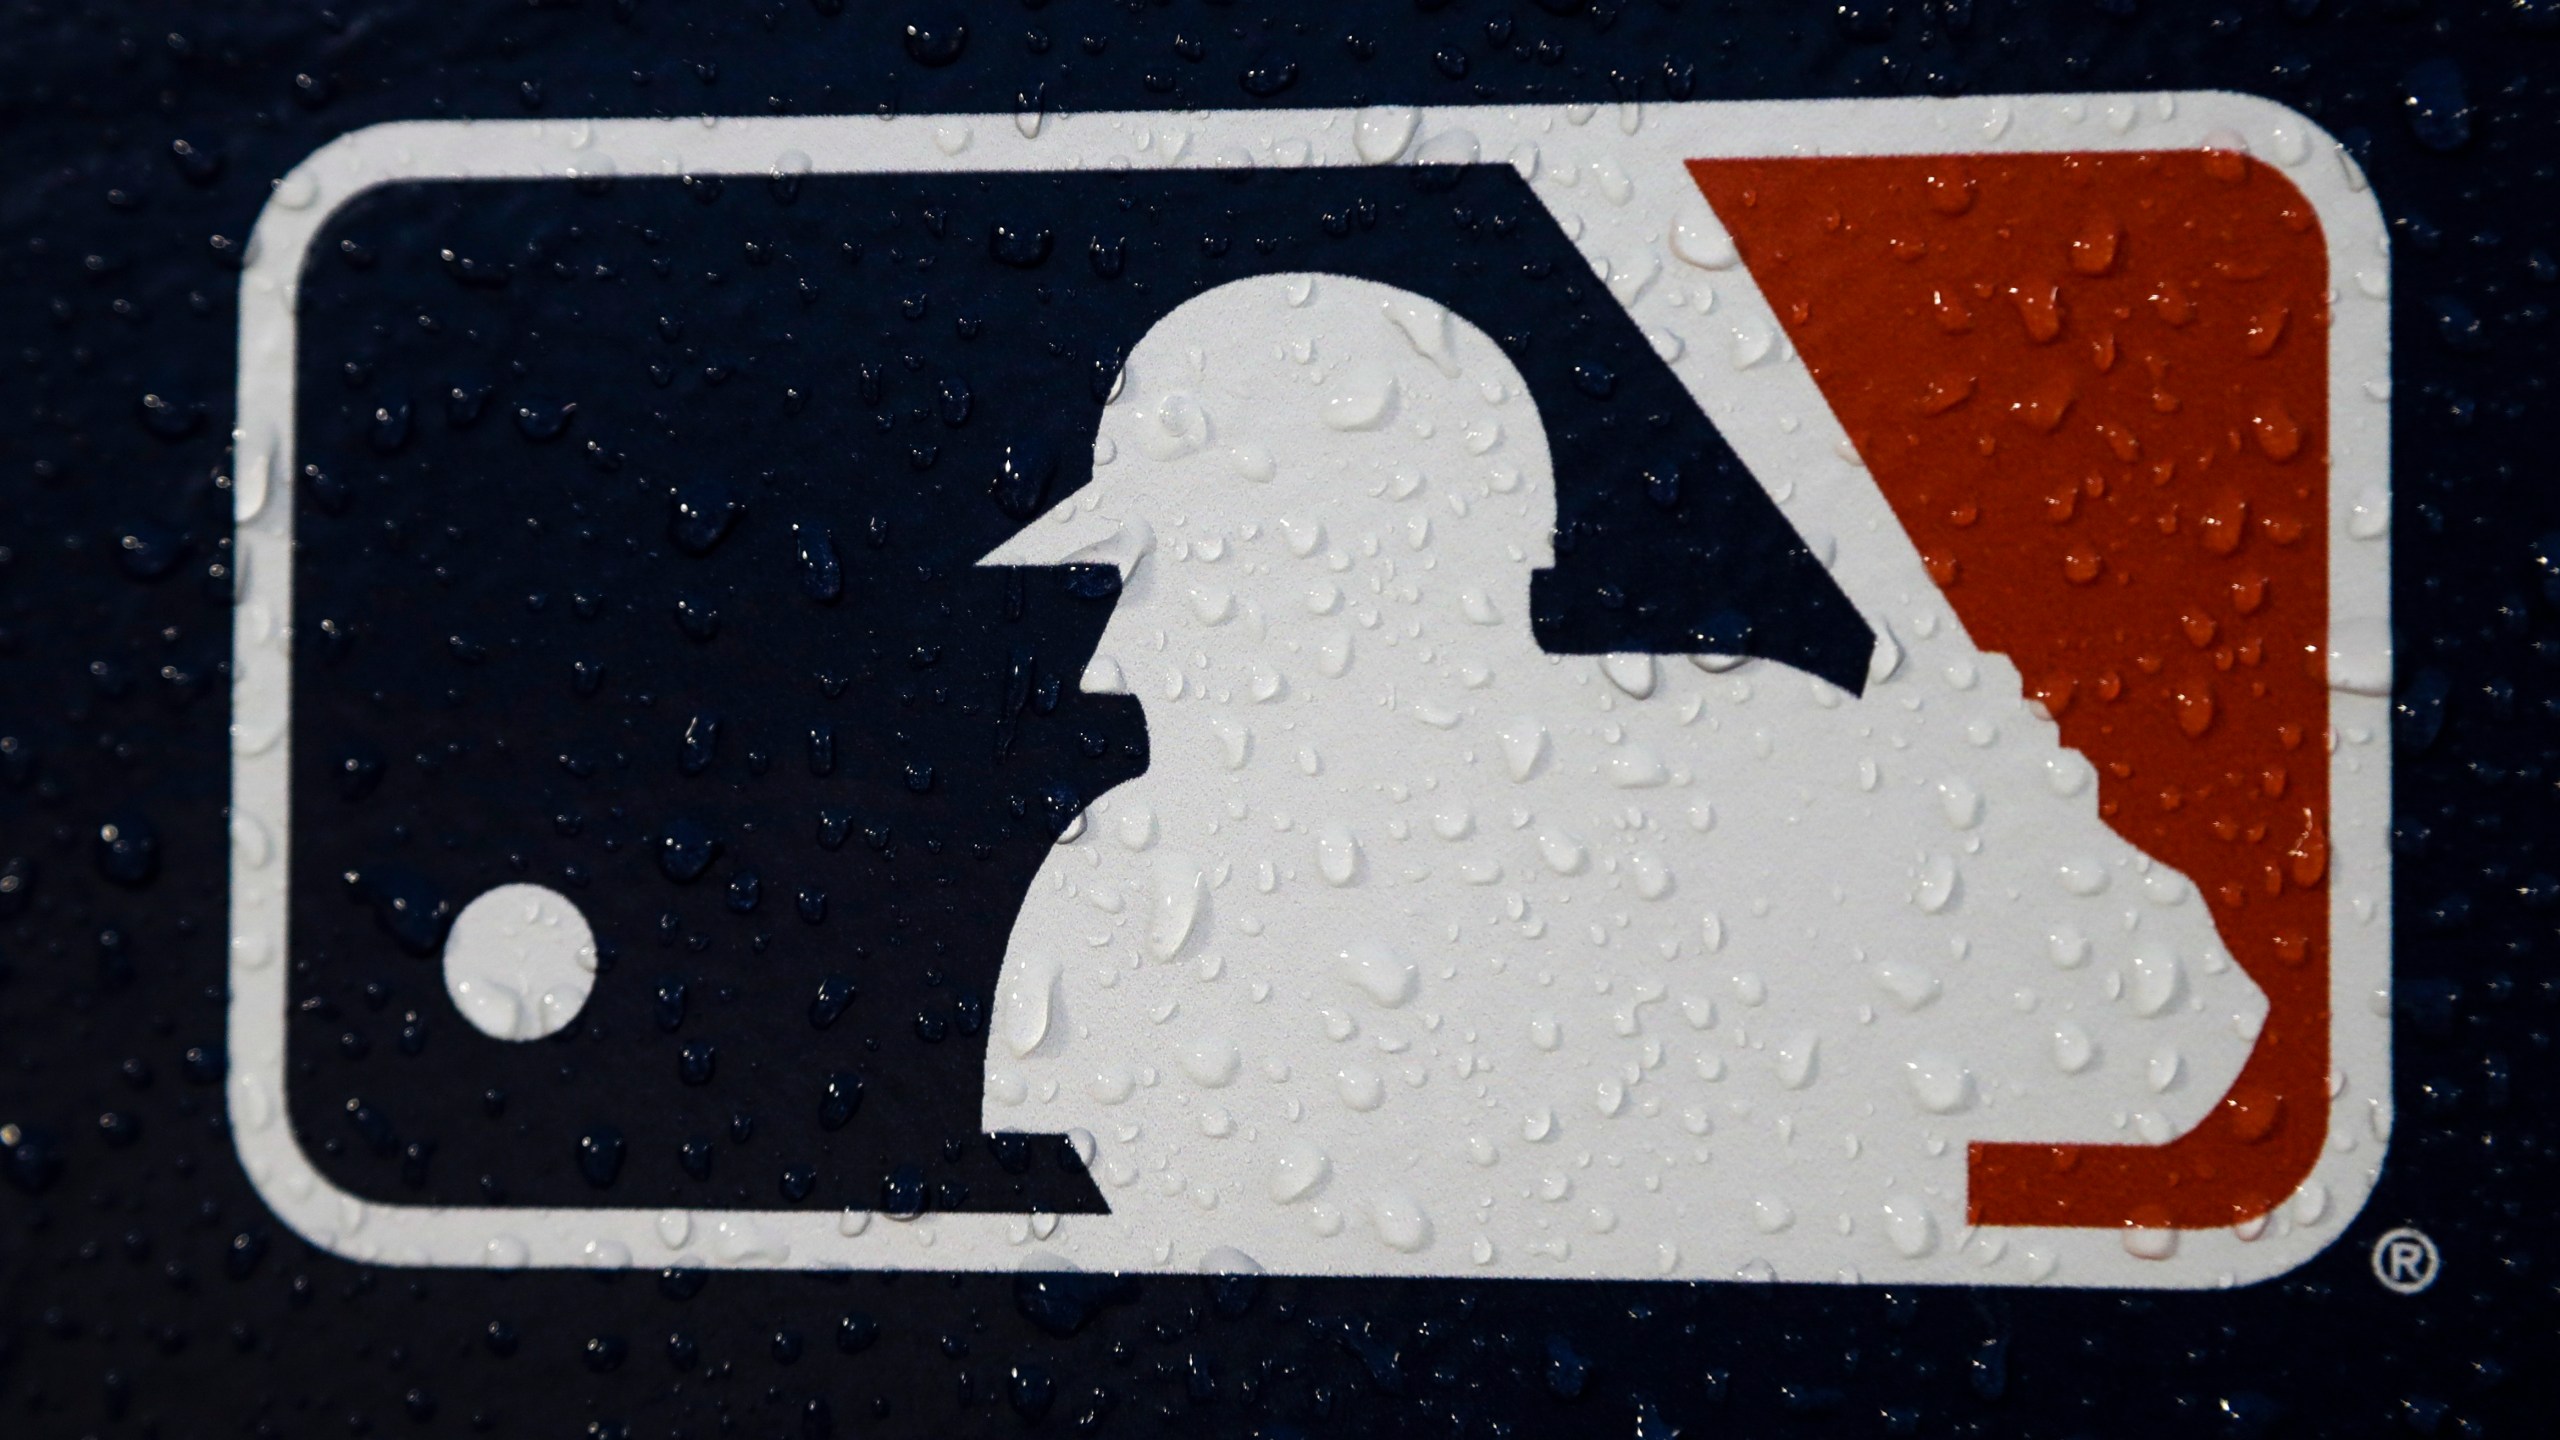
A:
[2047,923,2091,968]
[2401,57,2473,153]
[1369,1191,1432,1252]
[1080,655,1128,695]
[1116,806,1156,851]
[2327,615,2393,696]
[1316,823,1362,887]
[657,819,721,882]
[1775,1032,1819,1090]
[2069,210,2123,276]
[1141,392,1212,459]
[1271,1141,1330,1203]
[1337,939,1416,1007]
[2146,1046,2183,1093]
[1600,653,1657,699]
[1381,294,1457,377]
[1731,318,1776,369]
[1536,828,1589,877]
[792,523,843,602]
[1315,629,1353,678]
[1227,444,1277,483]
[1319,366,1398,432]
[1496,716,1549,782]
[1336,1065,1385,1112]
[1904,1054,1973,1114]
[2347,486,2389,540]
[1872,962,1941,1012]
[1086,1066,1135,1105]
[1187,584,1236,626]
[1181,1034,1241,1088]
[1882,1196,1938,1258]
[1410,128,1479,167]
[991,438,1058,519]
[1670,204,1741,269]
[1148,853,1206,961]
[999,951,1061,1058]
[1628,850,1672,900]
[576,1126,625,1189]
[1353,106,1418,163]
[2055,857,2109,896]
[2128,949,2186,1017]
[1935,777,1984,829]
[902,13,968,67]
[2122,1224,2178,1261]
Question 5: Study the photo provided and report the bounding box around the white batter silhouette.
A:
[979,275,2265,1281]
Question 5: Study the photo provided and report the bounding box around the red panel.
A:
[1691,151,2331,1230]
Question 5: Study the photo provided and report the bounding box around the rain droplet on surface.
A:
[1600,653,1657,699]
[1381,294,1458,377]
[1270,1141,1330,1203]
[1495,716,1549,782]
[1775,1032,1819,1090]
[2052,1020,2097,1074]
[1181,1034,1241,1089]
[1882,1196,1938,1258]
[998,952,1061,1058]
[1904,1054,1974,1114]
[2128,949,2186,1017]
[1336,1065,1386,1112]
[1872,962,1941,1012]
[1319,367,1398,432]
[1147,853,1206,961]
[1316,823,1362,887]
[1670,204,1742,270]
[1337,939,1417,1007]
[1369,1191,1432,1252]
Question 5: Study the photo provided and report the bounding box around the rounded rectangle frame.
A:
[229,93,2390,1287]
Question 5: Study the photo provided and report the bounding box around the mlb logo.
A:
[227,93,2389,1288]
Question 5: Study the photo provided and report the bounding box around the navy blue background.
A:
[280,160,1865,1218]
[3,2,2554,1436]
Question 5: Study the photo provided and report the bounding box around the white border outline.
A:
[230,95,2390,1284]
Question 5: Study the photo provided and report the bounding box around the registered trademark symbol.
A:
[2371,1227,2441,1295]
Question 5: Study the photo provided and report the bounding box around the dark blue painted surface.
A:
[2,2,2554,1435]
[284,163,1863,1218]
